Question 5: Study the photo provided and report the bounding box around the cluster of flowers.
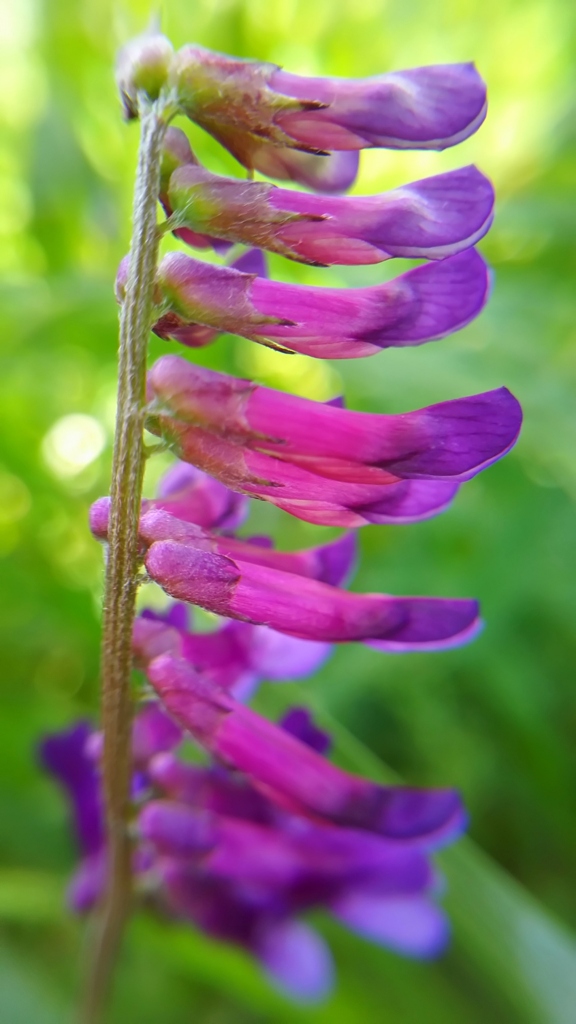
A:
[42,464,471,1002]
[41,33,522,1001]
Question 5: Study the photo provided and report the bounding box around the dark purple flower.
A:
[139,694,461,993]
[144,357,521,527]
[148,247,490,358]
[147,755,275,824]
[169,47,486,176]
[166,150,493,265]
[280,707,331,755]
[156,862,336,1000]
[39,723,106,912]
[39,723,103,857]
[140,791,446,986]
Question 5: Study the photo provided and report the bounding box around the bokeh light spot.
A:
[41,414,106,479]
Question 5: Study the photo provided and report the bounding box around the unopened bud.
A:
[116,30,175,119]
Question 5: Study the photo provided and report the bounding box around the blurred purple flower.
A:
[39,723,103,857]
[40,700,462,1000]
[134,604,334,702]
[39,723,106,912]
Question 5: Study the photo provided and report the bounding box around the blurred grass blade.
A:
[255,688,576,1024]
[444,842,576,1024]
[0,945,70,1024]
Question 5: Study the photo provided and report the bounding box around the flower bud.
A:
[116,30,175,119]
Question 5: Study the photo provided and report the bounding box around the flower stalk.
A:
[81,97,169,1023]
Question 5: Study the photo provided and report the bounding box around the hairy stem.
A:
[81,98,168,1023]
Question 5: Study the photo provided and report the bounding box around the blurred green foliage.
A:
[1,0,576,1020]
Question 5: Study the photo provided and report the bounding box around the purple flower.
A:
[146,755,275,824]
[90,503,481,651]
[119,247,268,350]
[138,694,461,995]
[39,723,106,912]
[141,793,447,993]
[156,862,337,1000]
[144,357,521,527]
[160,125,359,203]
[91,495,356,585]
[169,47,486,177]
[165,137,493,265]
[39,723,103,857]
[148,247,489,358]
[41,702,462,1000]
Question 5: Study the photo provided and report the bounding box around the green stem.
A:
[80,98,168,1024]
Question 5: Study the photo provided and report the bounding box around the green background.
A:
[1,0,575,1020]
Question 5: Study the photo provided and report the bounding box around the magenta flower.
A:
[91,496,357,585]
[90,502,481,651]
[118,247,269,350]
[163,127,493,266]
[67,31,520,1001]
[148,247,489,358]
[144,357,522,527]
[145,653,465,844]
[134,605,333,701]
[151,460,249,531]
[169,47,486,178]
